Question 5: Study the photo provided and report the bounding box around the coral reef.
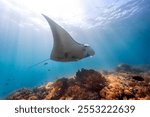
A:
[6,66,150,100]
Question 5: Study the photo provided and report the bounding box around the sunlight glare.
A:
[11,0,85,24]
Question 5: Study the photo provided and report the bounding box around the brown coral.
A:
[75,69,106,91]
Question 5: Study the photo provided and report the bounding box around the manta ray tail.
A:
[28,58,49,68]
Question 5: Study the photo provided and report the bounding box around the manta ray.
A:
[29,15,95,67]
[42,14,95,62]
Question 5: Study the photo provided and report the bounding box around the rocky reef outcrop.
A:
[6,65,150,100]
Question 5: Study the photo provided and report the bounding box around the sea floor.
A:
[7,64,150,100]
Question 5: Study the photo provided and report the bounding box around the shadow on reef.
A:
[6,66,150,100]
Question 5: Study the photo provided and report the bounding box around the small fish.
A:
[4,83,9,86]
[44,62,48,65]
[48,69,51,71]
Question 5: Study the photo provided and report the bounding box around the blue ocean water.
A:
[0,0,150,99]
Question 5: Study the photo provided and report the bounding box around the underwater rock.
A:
[115,64,132,73]
[6,67,150,100]
[115,64,150,74]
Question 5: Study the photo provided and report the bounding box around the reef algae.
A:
[6,66,150,100]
